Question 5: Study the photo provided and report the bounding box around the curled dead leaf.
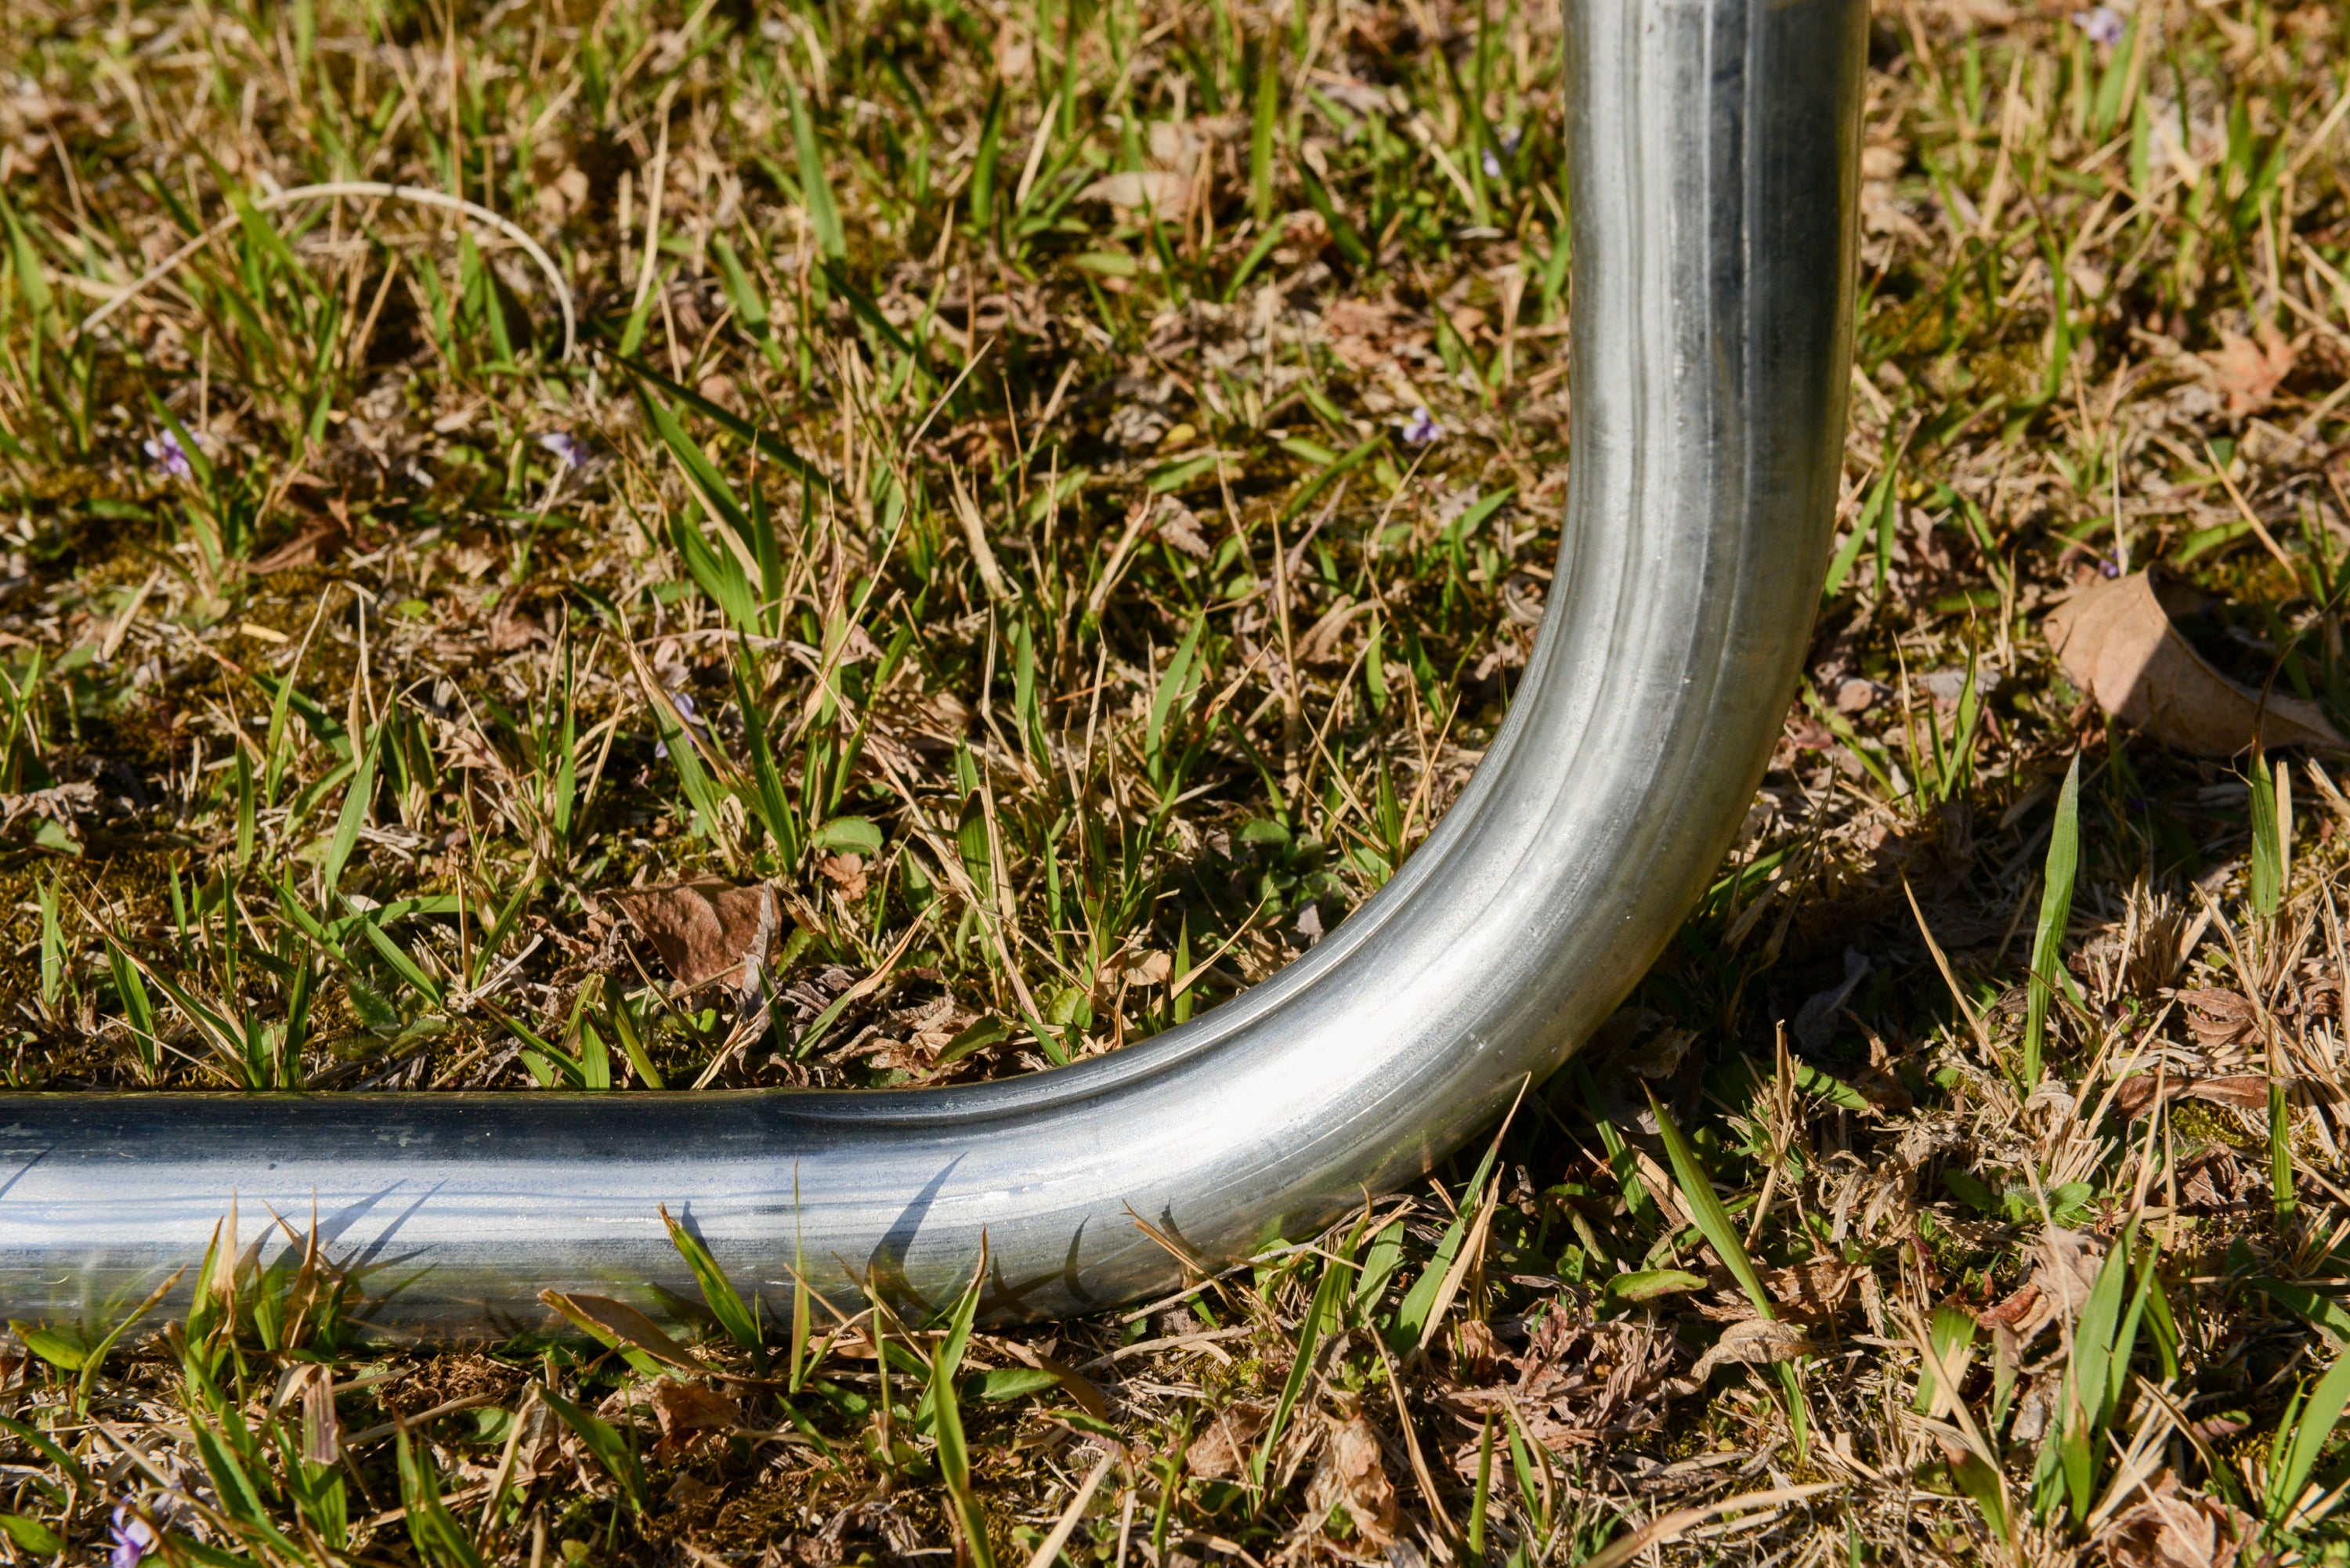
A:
[1079,169,1192,219]
[2202,324,2296,418]
[2097,1489,2250,1568]
[2044,573,2344,756]
[648,1378,741,1443]
[818,853,869,902]
[1687,1317,1811,1381]
[1303,1407,1399,1549]
[1185,1400,1269,1479]
[2111,1070,2275,1119]
[1979,1228,2103,1345]
[1115,948,1173,987]
[1153,497,1213,560]
[609,880,784,993]
[2174,988,2258,1046]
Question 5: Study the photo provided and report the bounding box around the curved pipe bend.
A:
[0,0,1865,1335]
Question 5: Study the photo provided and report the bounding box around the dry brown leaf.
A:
[1302,1407,1399,1549]
[2112,1071,2274,1119]
[249,521,346,575]
[1185,1400,1270,1479]
[1153,497,1213,560]
[1981,1229,2105,1344]
[1114,948,1173,987]
[488,608,548,652]
[2044,573,2344,756]
[2202,324,2296,417]
[1687,1317,1811,1381]
[609,880,784,993]
[2098,1490,2248,1568]
[2175,988,2258,1045]
[648,1378,741,1442]
[1764,1260,1862,1322]
[1079,169,1192,219]
[818,853,869,902]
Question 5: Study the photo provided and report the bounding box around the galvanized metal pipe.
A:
[0,0,1864,1336]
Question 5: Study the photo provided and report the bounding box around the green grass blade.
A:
[660,1202,765,1371]
[535,1383,648,1514]
[2022,753,2081,1086]
[322,715,385,904]
[396,1424,487,1568]
[1651,1090,1809,1451]
[2250,746,2283,919]
[789,81,846,260]
[1647,1091,1769,1313]
[1255,1253,1346,1489]
[929,1246,995,1568]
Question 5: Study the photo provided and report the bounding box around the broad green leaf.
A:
[971,1366,1058,1400]
[0,1514,60,1555]
[1603,1269,1708,1304]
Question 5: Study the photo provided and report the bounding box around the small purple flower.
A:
[110,1503,157,1567]
[2099,557,2121,578]
[2073,5,2125,47]
[142,428,198,480]
[537,430,588,470]
[1401,407,1443,446]
[1483,128,1522,179]
[654,689,707,760]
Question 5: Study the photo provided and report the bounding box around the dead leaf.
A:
[1979,1281,2042,1331]
[1762,1260,1862,1323]
[609,880,784,993]
[1688,1317,1812,1381]
[2044,573,2345,756]
[648,1378,741,1442]
[2098,1490,2248,1568]
[818,853,869,902]
[1979,1228,2105,1345]
[1185,1400,1269,1479]
[2202,325,2296,417]
[1153,497,1213,560]
[1079,169,1191,219]
[2112,1071,2274,1119]
[1114,948,1172,987]
[488,608,548,652]
[249,522,346,575]
[1302,1407,1399,1549]
[2174,989,2258,1046]
[1452,1318,1502,1380]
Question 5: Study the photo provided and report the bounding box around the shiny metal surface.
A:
[0,0,1864,1337]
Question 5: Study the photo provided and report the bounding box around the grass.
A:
[3,0,2350,1561]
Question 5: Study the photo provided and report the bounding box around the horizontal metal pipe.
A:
[0,0,1864,1337]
